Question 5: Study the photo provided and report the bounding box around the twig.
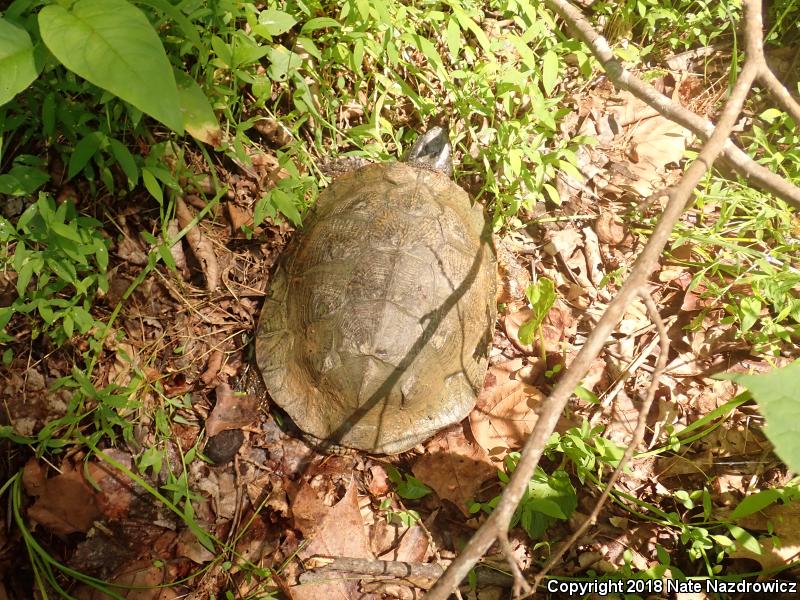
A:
[528,290,670,594]
[497,531,532,598]
[425,1,764,597]
[299,557,515,588]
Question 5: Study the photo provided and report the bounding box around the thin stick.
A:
[528,290,670,594]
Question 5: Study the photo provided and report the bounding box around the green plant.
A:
[379,498,424,527]
[387,466,433,500]
[471,452,578,539]
[719,361,800,473]
[0,194,108,345]
[518,278,557,361]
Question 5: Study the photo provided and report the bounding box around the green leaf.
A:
[445,18,461,57]
[0,164,50,195]
[300,17,340,34]
[256,9,297,36]
[729,489,782,520]
[0,17,39,105]
[210,35,232,67]
[726,524,761,555]
[108,138,138,188]
[50,221,83,243]
[518,320,535,345]
[94,241,109,271]
[38,0,183,132]
[266,45,303,82]
[541,50,559,95]
[719,361,800,473]
[63,312,74,338]
[142,168,163,204]
[396,475,432,500]
[68,131,105,180]
[738,296,761,332]
[270,189,302,225]
[174,70,221,146]
[523,278,557,331]
[16,258,34,296]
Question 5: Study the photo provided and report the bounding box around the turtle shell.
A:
[256,161,496,453]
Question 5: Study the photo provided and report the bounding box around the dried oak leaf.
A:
[413,427,496,516]
[470,359,545,460]
[291,480,373,599]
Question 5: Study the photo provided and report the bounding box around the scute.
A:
[256,161,496,453]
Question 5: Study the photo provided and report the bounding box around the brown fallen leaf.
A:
[543,226,582,259]
[291,480,373,599]
[368,464,390,496]
[413,428,496,516]
[86,450,136,521]
[199,349,224,386]
[291,481,331,537]
[175,195,220,292]
[205,382,259,437]
[594,211,627,246]
[470,359,546,461]
[25,460,101,535]
[728,537,800,572]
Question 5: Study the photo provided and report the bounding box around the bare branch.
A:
[528,289,670,595]
[497,531,532,598]
[425,1,765,596]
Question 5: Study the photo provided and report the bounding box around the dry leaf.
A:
[205,383,259,437]
[470,359,545,460]
[413,428,496,515]
[25,461,101,535]
[595,211,627,245]
[544,226,582,258]
[175,196,220,292]
[292,480,373,599]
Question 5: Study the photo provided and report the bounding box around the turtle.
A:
[255,126,497,454]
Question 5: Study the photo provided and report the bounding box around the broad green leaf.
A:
[0,17,39,105]
[210,35,232,68]
[51,221,83,243]
[523,278,556,331]
[738,296,761,331]
[729,489,782,520]
[142,168,163,204]
[0,164,50,195]
[63,313,74,338]
[445,18,461,57]
[39,0,183,132]
[174,70,221,146]
[94,241,109,271]
[68,131,105,180]
[541,50,559,95]
[720,361,800,473]
[16,259,34,296]
[256,9,297,36]
[300,17,340,34]
[266,45,303,82]
[726,524,761,555]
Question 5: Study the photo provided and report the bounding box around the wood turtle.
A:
[256,127,496,453]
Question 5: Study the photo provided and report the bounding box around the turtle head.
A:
[405,125,453,178]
